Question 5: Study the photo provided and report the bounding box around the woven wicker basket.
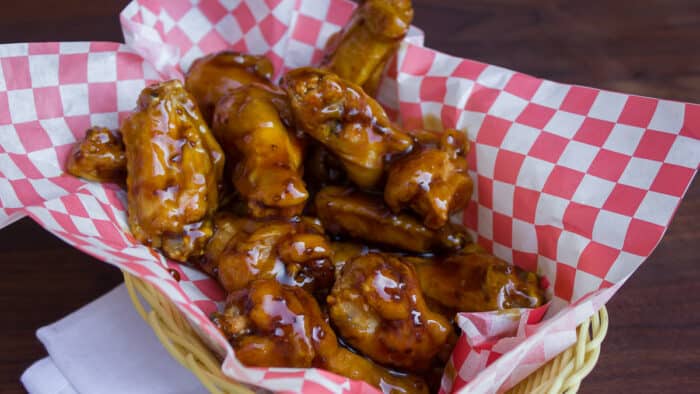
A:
[123,271,608,394]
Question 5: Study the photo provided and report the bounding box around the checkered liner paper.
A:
[1,0,698,392]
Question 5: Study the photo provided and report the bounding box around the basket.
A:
[123,271,609,394]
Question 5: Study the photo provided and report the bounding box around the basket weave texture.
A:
[123,271,608,394]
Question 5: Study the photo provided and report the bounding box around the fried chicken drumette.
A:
[213,84,308,218]
[66,126,126,183]
[328,253,453,372]
[200,214,334,297]
[412,251,545,313]
[121,80,224,262]
[215,279,428,394]
[322,0,413,96]
[185,51,274,124]
[385,128,473,229]
[315,186,469,253]
[282,67,413,190]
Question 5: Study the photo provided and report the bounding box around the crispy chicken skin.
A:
[282,67,413,190]
[315,186,469,253]
[201,213,334,297]
[185,51,274,124]
[213,84,308,218]
[121,80,224,262]
[385,129,473,229]
[328,253,453,372]
[322,0,413,96]
[215,279,428,394]
[412,251,545,312]
[66,127,126,183]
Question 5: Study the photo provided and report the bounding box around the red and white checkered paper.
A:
[1,0,698,393]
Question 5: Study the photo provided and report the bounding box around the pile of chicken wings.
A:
[66,1,544,392]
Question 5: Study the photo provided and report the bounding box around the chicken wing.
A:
[322,0,413,96]
[385,128,473,229]
[201,214,334,297]
[121,80,224,262]
[282,67,413,189]
[328,253,453,372]
[315,186,469,253]
[215,279,428,394]
[412,251,545,312]
[213,84,308,218]
[185,51,274,124]
[65,126,126,183]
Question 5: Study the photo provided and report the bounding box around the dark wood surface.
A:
[1,1,698,393]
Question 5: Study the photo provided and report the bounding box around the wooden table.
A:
[1,1,698,393]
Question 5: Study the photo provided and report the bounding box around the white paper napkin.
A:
[21,284,206,394]
[21,358,77,394]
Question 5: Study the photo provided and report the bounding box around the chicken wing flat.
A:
[282,67,413,190]
[185,51,274,124]
[315,186,469,253]
[66,127,126,183]
[213,84,308,218]
[328,253,453,372]
[215,279,428,394]
[322,0,413,96]
[385,129,473,229]
[122,80,224,262]
[201,214,334,297]
[412,252,545,312]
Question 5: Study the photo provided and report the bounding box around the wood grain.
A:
[0,1,698,393]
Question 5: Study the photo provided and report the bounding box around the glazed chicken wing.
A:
[385,128,473,229]
[282,67,413,189]
[201,214,334,297]
[121,80,224,262]
[315,186,469,253]
[412,252,545,312]
[322,0,413,96]
[66,126,126,183]
[185,51,274,124]
[328,253,453,372]
[213,84,308,218]
[215,279,428,394]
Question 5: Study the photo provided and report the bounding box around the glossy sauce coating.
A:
[322,0,413,96]
[185,51,273,124]
[213,83,308,218]
[215,279,428,394]
[328,253,453,372]
[65,127,126,183]
[121,80,224,262]
[412,251,545,312]
[202,213,335,297]
[282,67,413,190]
[315,186,469,253]
[385,129,473,229]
